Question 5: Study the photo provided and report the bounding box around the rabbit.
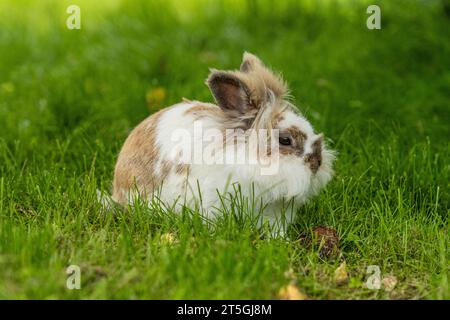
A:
[112,52,335,236]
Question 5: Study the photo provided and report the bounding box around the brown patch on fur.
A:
[184,103,227,124]
[279,126,307,156]
[271,112,284,126]
[305,136,323,174]
[184,104,218,115]
[113,108,170,204]
[185,102,251,132]
[287,126,307,142]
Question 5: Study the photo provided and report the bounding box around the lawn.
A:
[0,0,448,299]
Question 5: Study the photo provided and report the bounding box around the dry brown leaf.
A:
[334,262,349,285]
[278,283,308,300]
[382,275,398,292]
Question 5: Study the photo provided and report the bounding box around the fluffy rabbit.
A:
[112,52,335,235]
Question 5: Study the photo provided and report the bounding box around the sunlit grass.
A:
[0,0,448,299]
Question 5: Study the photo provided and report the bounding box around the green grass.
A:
[0,0,449,299]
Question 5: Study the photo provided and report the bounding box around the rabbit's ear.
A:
[240,52,288,99]
[206,70,252,114]
[240,52,263,72]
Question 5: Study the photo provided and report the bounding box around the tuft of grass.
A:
[0,0,448,299]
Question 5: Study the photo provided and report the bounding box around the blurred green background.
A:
[0,0,448,299]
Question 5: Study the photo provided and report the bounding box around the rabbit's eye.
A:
[279,136,292,146]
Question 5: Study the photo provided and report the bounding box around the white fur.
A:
[124,101,336,236]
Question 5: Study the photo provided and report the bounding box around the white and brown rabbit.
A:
[112,52,335,236]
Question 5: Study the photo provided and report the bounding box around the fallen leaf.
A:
[334,262,348,285]
[382,275,398,292]
[278,283,308,300]
[160,232,178,245]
